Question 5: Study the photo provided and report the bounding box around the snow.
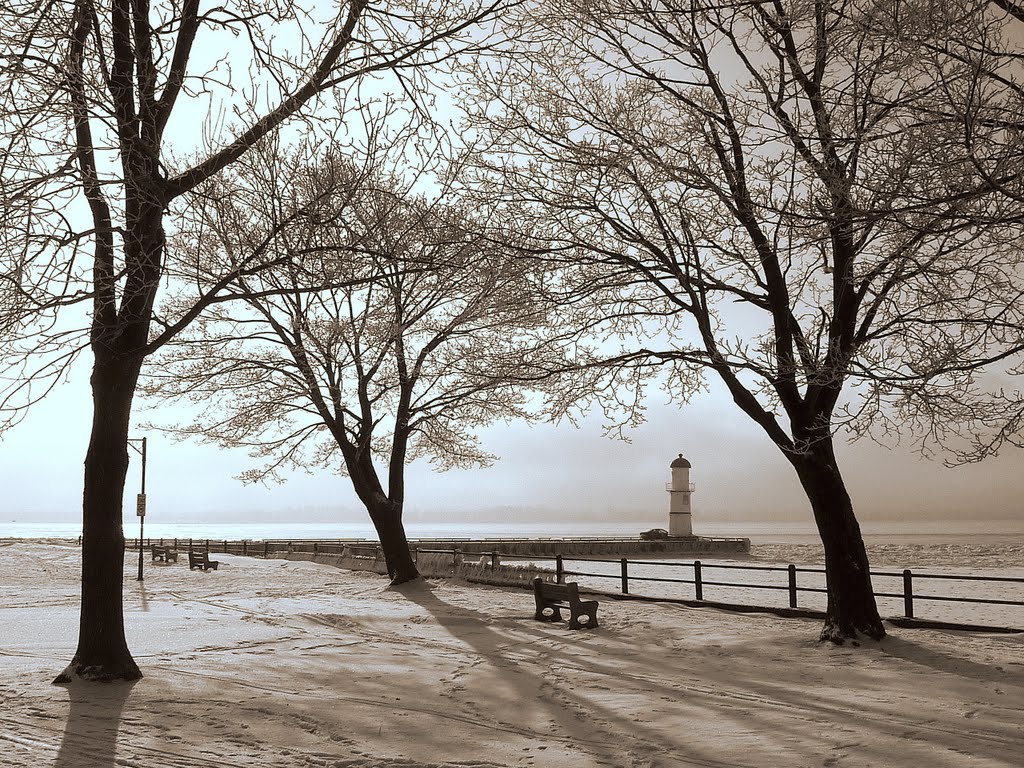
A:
[1,540,1021,767]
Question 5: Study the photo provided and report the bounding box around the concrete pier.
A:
[132,534,751,560]
[406,536,750,558]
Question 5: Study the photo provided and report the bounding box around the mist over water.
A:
[4,518,1023,543]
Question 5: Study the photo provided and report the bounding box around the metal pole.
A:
[136,437,147,582]
[788,564,798,608]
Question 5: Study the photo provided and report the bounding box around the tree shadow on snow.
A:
[881,634,1023,687]
[53,679,137,767]
[390,578,702,764]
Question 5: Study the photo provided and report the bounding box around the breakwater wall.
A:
[404,536,750,557]
[127,535,751,559]
[252,536,750,560]
[278,549,556,588]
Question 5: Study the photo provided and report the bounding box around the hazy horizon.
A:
[3,367,1022,528]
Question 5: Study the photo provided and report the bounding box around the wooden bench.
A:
[188,550,219,571]
[151,545,178,563]
[532,577,599,630]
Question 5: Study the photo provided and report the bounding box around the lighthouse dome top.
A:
[670,454,691,468]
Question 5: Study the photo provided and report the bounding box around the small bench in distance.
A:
[532,577,599,630]
[188,550,219,571]
[151,545,178,563]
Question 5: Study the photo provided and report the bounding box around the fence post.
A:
[313,541,319,555]
[620,558,629,595]
[189,538,193,553]
[903,569,914,618]
[263,540,269,558]
[556,554,564,583]
[159,538,164,546]
[174,537,178,549]
[788,564,798,608]
[490,551,499,569]
[223,539,227,554]
[453,549,460,571]
[205,538,210,552]
[694,560,703,601]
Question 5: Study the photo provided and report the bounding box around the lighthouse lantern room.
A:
[666,454,695,537]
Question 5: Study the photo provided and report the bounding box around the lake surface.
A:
[3,518,1022,543]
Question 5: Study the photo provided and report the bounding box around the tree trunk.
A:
[789,436,885,644]
[367,500,420,585]
[53,356,143,683]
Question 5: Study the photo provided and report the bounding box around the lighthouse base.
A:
[669,512,692,537]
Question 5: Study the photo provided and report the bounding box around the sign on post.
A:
[136,493,146,517]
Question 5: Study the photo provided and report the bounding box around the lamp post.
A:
[128,437,147,582]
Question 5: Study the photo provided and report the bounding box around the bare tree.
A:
[463,0,1024,642]
[142,141,561,583]
[0,0,511,682]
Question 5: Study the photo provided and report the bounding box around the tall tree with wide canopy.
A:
[142,141,561,583]
[464,0,1024,642]
[0,0,510,682]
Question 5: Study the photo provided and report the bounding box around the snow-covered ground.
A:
[1,540,1021,767]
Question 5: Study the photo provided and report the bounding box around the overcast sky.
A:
[3,362,1021,528]
[3,7,1023,532]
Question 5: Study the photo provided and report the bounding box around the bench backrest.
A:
[535,580,579,601]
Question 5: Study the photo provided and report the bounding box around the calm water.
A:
[2,518,1022,543]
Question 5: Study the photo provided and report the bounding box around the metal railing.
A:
[125,537,1023,630]
[532,554,1024,629]
[664,482,696,492]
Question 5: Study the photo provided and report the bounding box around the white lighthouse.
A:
[666,454,694,537]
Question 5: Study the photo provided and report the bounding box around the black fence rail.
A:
[533,554,1024,630]
[126,537,1024,631]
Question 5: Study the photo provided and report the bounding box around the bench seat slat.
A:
[531,577,599,630]
[151,545,178,562]
[188,550,220,571]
